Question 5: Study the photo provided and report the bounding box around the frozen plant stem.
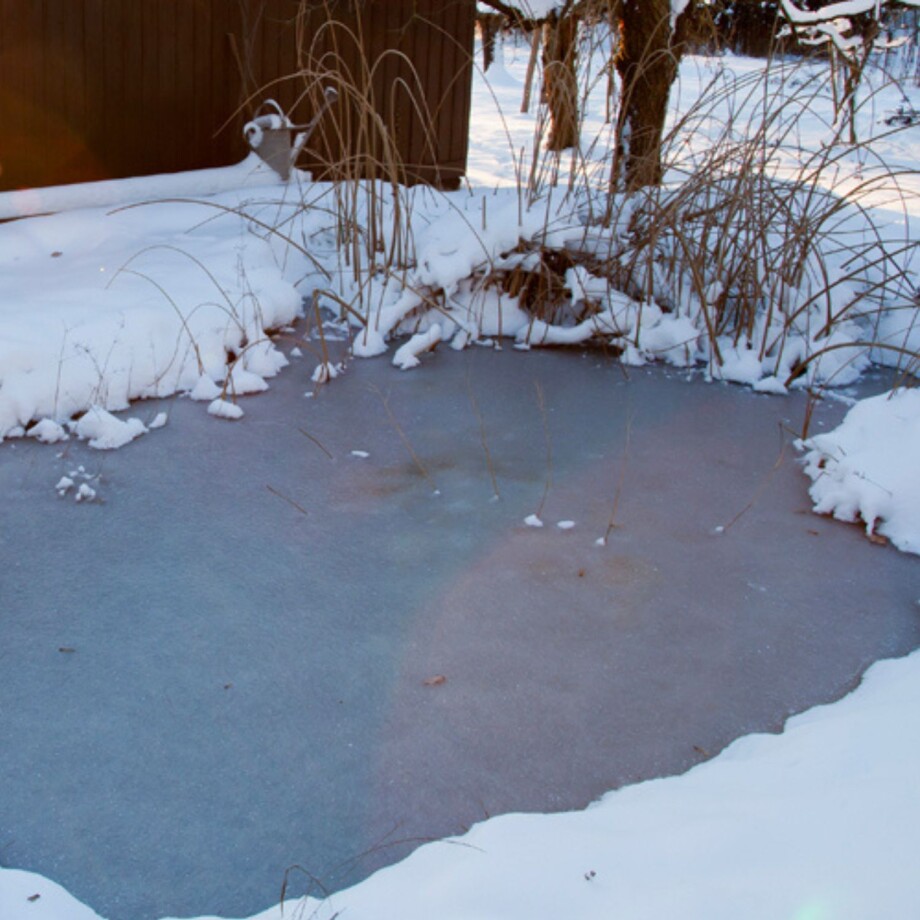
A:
[266,485,308,516]
[467,372,500,500]
[371,385,438,493]
[312,293,331,371]
[601,411,632,545]
[534,380,553,519]
[298,427,334,460]
[718,424,788,533]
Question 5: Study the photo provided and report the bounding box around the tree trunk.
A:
[614,0,682,189]
[543,11,580,151]
[478,13,502,72]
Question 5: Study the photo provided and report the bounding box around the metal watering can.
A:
[243,86,338,181]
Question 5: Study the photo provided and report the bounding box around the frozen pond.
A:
[1,346,917,920]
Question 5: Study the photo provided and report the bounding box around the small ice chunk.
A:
[351,450,370,458]
[595,536,607,546]
[56,476,74,494]
[208,399,244,420]
[75,483,96,502]
[557,520,575,530]
[28,419,69,443]
[290,347,303,358]
[524,514,544,528]
[148,412,168,430]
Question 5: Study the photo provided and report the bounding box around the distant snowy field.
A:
[1,37,918,920]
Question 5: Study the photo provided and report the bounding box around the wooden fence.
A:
[0,0,475,192]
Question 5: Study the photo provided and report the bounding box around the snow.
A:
[0,154,284,221]
[311,361,343,383]
[477,1,563,18]
[74,482,97,502]
[0,23,918,920]
[207,399,244,421]
[393,324,443,369]
[55,476,74,494]
[71,406,147,450]
[27,419,69,443]
[800,388,920,555]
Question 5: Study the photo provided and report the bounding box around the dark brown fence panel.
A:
[0,0,474,193]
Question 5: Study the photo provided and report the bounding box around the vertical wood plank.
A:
[140,0,160,176]
[120,0,147,175]
[192,0,213,169]
[100,0,125,175]
[81,0,105,180]
[22,0,45,185]
[175,0,196,170]
[157,0,178,171]
[0,0,30,187]
[61,0,86,146]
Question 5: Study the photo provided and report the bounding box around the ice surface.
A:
[0,353,917,920]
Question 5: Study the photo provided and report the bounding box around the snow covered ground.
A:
[0,33,918,920]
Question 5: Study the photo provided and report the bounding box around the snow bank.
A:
[801,388,920,555]
[3,647,918,920]
[0,183,306,442]
[0,154,283,221]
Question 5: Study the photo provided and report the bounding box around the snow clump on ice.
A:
[71,406,146,450]
[800,388,920,555]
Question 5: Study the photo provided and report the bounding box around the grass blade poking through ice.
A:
[467,370,500,501]
[599,410,632,547]
[533,380,553,524]
[370,385,438,495]
[266,485,309,516]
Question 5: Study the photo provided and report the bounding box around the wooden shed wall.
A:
[0,0,474,192]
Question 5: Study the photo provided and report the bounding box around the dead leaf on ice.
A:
[423,675,447,687]
[867,532,889,546]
